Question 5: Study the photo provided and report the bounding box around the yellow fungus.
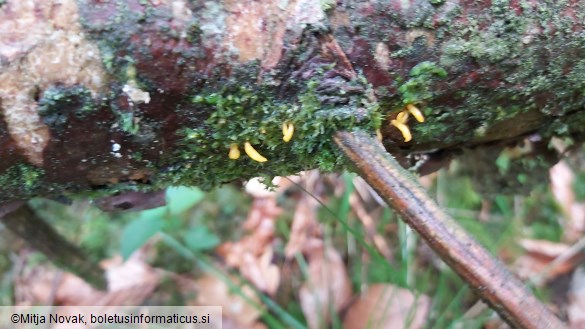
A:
[396,111,409,124]
[244,142,268,162]
[390,120,412,142]
[282,122,294,142]
[376,129,383,142]
[228,143,240,160]
[406,104,425,122]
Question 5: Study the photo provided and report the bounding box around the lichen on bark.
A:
[1,0,585,201]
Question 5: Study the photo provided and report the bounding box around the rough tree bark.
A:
[0,0,581,327]
[1,0,584,201]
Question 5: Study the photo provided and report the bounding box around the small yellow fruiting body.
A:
[244,142,268,162]
[389,104,425,142]
[390,119,412,142]
[406,104,425,122]
[376,129,383,142]
[228,143,240,160]
[396,111,409,124]
[282,122,294,142]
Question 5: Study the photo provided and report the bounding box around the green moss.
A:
[79,1,151,79]
[0,164,45,198]
[398,61,447,105]
[320,0,336,12]
[64,0,584,199]
[117,111,140,135]
[38,86,98,128]
[154,76,381,190]
[406,0,585,146]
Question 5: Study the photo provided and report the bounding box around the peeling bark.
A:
[1,0,584,201]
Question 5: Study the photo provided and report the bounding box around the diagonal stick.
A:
[1,203,107,290]
[334,130,566,329]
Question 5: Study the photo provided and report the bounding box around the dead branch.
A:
[334,130,566,329]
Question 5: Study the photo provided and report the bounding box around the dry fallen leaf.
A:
[15,247,161,307]
[194,274,262,326]
[299,244,352,329]
[514,238,585,284]
[568,267,585,329]
[285,193,321,258]
[550,161,585,242]
[343,284,430,329]
[216,187,282,294]
[349,192,393,261]
[238,248,280,295]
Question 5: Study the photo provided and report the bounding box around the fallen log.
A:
[1,0,583,200]
[0,1,580,326]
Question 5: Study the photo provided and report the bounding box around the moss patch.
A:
[155,76,381,190]
[38,86,98,128]
[0,164,45,200]
[398,61,448,105]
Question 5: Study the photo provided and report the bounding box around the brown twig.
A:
[1,203,107,290]
[334,130,566,329]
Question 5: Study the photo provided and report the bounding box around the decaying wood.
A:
[0,1,583,325]
[1,0,585,200]
[334,130,566,329]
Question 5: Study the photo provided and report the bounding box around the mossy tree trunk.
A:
[1,1,578,326]
[1,0,584,201]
